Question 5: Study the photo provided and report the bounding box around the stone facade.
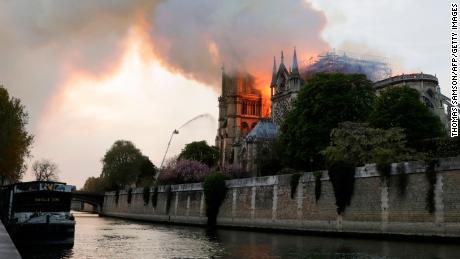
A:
[215,71,264,171]
[103,156,460,239]
[270,49,304,125]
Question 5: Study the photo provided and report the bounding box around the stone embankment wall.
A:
[102,156,460,239]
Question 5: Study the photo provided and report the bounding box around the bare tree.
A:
[32,159,59,181]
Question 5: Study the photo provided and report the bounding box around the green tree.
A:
[136,156,157,187]
[255,141,282,176]
[81,176,105,193]
[369,86,445,146]
[278,73,375,170]
[322,122,421,168]
[203,172,227,227]
[0,86,34,185]
[101,140,146,190]
[322,122,422,213]
[178,140,219,168]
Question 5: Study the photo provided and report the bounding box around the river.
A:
[18,212,460,259]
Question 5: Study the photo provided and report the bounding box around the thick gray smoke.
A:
[0,0,328,127]
[148,0,329,86]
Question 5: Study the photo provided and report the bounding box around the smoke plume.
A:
[148,0,329,88]
[0,0,329,187]
[1,0,328,120]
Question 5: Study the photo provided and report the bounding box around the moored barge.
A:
[0,181,76,246]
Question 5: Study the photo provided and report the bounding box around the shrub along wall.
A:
[102,156,460,239]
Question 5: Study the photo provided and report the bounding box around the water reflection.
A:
[18,212,460,259]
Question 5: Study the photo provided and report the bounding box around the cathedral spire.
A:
[291,47,299,75]
[270,56,277,86]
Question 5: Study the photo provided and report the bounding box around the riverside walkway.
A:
[0,221,21,258]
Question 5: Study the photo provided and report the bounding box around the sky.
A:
[0,0,450,188]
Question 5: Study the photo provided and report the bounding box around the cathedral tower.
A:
[216,69,263,170]
[271,48,304,125]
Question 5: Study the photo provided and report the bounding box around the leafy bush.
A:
[425,159,439,213]
[314,171,322,202]
[376,162,392,182]
[115,190,120,205]
[165,186,172,213]
[143,186,150,206]
[412,137,460,158]
[328,161,355,214]
[396,163,408,196]
[203,172,228,227]
[151,186,158,208]
[158,159,210,184]
[127,188,133,204]
[323,122,420,169]
[290,173,301,199]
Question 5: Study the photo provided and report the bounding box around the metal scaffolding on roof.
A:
[302,50,392,82]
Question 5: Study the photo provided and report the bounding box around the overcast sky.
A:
[0,0,450,188]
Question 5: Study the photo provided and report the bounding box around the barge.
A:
[0,181,76,246]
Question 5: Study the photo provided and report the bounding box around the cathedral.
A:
[216,48,454,175]
[216,48,301,174]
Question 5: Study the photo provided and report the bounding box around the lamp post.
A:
[156,129,179,180]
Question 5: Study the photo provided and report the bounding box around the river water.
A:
[19,212,460,259]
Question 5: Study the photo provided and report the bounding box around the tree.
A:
[158,159,210,184]
[178,141,219,168]
[32,159,59,181]
[101,140,146,190]
[322,122,423,213]
[322,122,421,168]
[81,176,105,193]
[203,172,227,227]
[278,73,375,170]
[0,86,34,185]
[136,156,157,187]
[369,86,445,146]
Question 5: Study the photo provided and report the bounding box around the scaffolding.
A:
[302,50,392,82]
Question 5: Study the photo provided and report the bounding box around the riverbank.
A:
[0,221,21,259]
[102,156,460,241]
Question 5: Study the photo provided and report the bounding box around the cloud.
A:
[311,0,450,91]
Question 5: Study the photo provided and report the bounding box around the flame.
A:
[44,13,321,123]
[254,76,271,117]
